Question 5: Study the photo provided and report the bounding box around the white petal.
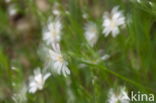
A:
[112,6,119,14]
[43,73,51,81]
[56,63,63,75]
[34,68,41,76]
[103,28,111,37]
[112,27,119,37]
[62,66,70,76]
[29,86,37,93]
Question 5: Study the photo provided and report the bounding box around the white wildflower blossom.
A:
[12,82,16,87]
[11,66,17,70]
[100,54,110,61]
[48,43,70,77]
[52,9,60,16]
[98,50,110,61]
[28,68,51,93]
[12,85,27,103]
[102,6,125,37]
[52,3,61,16]
[108,87,130,103]
[137,0,154,6]
[82,13,88,19]
[137,0,141,3]
[8,4,17,16]
[65,10,70,15]
[84,22,98,47]
[149,2,154,6]
[5,0,11,3]
[43,18,62,45]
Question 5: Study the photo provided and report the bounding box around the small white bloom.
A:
[43,18,62,45]
[52,2,60,16]
[102,6,125,37]
[149,2,154,6]
[48,43,70,77]
[100,54,110,61]
[65,10,70,15]
[52,9,60,16]
[8,4,17,16]
[12,85,27,103]
[137,0,141,3]
[137,0,143,3]
[82,13,88,19]
[119,87,130,102]
[12,82,16,87]
[11,66,17,70]
[28,68,51,93]
[5,0,11,3]
[84,22,98,47]
[108,87,130,103]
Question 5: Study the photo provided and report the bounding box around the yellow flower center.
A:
[91,28,96,33]
[110,20,116,28]
[56,55,64,62]
[51,30,57,38]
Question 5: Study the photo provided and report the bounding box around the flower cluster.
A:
[83,6,125,48]
[10,1,136,102]
[27,3,71,94]
[84,22,98,47]
[22,5,126,96]
[42,17,71,77]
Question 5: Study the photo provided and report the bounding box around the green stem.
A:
[83,61,156,94]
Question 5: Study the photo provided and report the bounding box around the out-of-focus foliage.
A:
[0,0,156,103]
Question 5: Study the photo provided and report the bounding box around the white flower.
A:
[52,3,61,16]
[12,85,27,103]
[149,2,154,6]
[84,22,98,47]
[102,6,125,37]
[137,0,142,3]
[119,87,130,102]
[5,0,11,3]
[137,0,153,6]
[11,66,17,70]
[65,11,70,15]
[52,9,60,16]
[108,87,130,103]
[43,18,62,45]
[100,54,110,61]
[48,43,70,77]
[8,4,17,16]
[82,13,88,19]
[28,68,51,93]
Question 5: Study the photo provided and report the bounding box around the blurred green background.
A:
[0,0,156,102]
